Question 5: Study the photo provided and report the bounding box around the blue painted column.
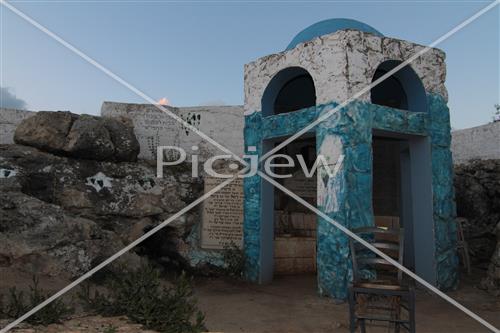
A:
[428,94,459,290]
[316,103,374,299]
[243,111,263,282]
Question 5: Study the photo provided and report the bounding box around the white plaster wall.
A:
[0,108,35,144]
[101,102,244,161]
[345,31,447,102]
[244,29,447,114]
[451,122,500,164]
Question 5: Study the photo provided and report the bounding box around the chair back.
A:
[349,226,405,285]
[456,218,467,244]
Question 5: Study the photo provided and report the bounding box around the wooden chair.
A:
[348,227,415,333]
[456,218,471,275]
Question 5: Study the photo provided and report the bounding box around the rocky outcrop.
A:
[454,160,500,266]
[454,159,500,296]
[14,111,139,162]
[480,222,500,296]
[0,144,202,281]
[0,188,138,278]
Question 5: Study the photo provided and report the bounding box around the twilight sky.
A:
[0,0,498,129]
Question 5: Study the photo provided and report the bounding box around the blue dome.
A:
[286,18,383,50]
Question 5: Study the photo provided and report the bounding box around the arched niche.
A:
[262,67,316,116]
[370,60,427,112]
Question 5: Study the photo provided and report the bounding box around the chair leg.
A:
[395,309,401,333]
[391,295,401,333]
[463,243,472,275]
[360,319,366,333]
[348,287,357,333]
[409,289,416,333]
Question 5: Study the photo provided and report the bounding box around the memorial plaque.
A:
[201,176,244,249]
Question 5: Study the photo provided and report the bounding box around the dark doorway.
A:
[372,132,436,282]
[273,136,317,275]
[260,135,317,282]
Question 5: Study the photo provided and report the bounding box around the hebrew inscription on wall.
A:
[201,176,244,249]
[100,102,244,162]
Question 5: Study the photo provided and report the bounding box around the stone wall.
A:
[451,122,500,164]
[481,222,500,296]
[454,161,500,254]
[1,104,245,163]
[454,159,500,295]
[101,102,244,161]
[0,108,34,144]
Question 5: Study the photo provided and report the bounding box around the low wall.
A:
[101,102,244,161]
[4,105,497,167]
[451,122,500,164]
[0,108,35,144]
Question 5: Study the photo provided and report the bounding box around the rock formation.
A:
[454,160,500,265]
[454,159,500,295]
[480,222,500,296]
[1,111,204,282]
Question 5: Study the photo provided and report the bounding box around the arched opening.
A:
[262,67,316,116]
[370,60,427,112]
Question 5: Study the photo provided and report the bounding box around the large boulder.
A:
[64,115,115,160]
[13,111,140,162]
[13,111,77,154]
[103,116,141,162]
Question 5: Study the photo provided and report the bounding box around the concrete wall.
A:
[101,102,244,161]
[0,108,35,144]
[451,122,500,164]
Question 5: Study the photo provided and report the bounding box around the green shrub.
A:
[78,264,206,333]
[103,324,118,333]
[222,242,245,279]
[77,282,114,316]
[0,276,73,325]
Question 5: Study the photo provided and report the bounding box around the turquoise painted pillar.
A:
[243,112,262,282]
[316,103,374,298]
[428,94,459,290]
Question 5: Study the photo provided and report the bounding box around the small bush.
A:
[78,264,206,333]
[103,324,118,333]
[222,242,245,279]
[77,282,114,316]
[0,276,73,325]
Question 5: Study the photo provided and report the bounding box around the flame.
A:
[157,97,170,106]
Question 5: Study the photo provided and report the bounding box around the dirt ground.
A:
[196,273,500,333]
[2,271,499,333]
